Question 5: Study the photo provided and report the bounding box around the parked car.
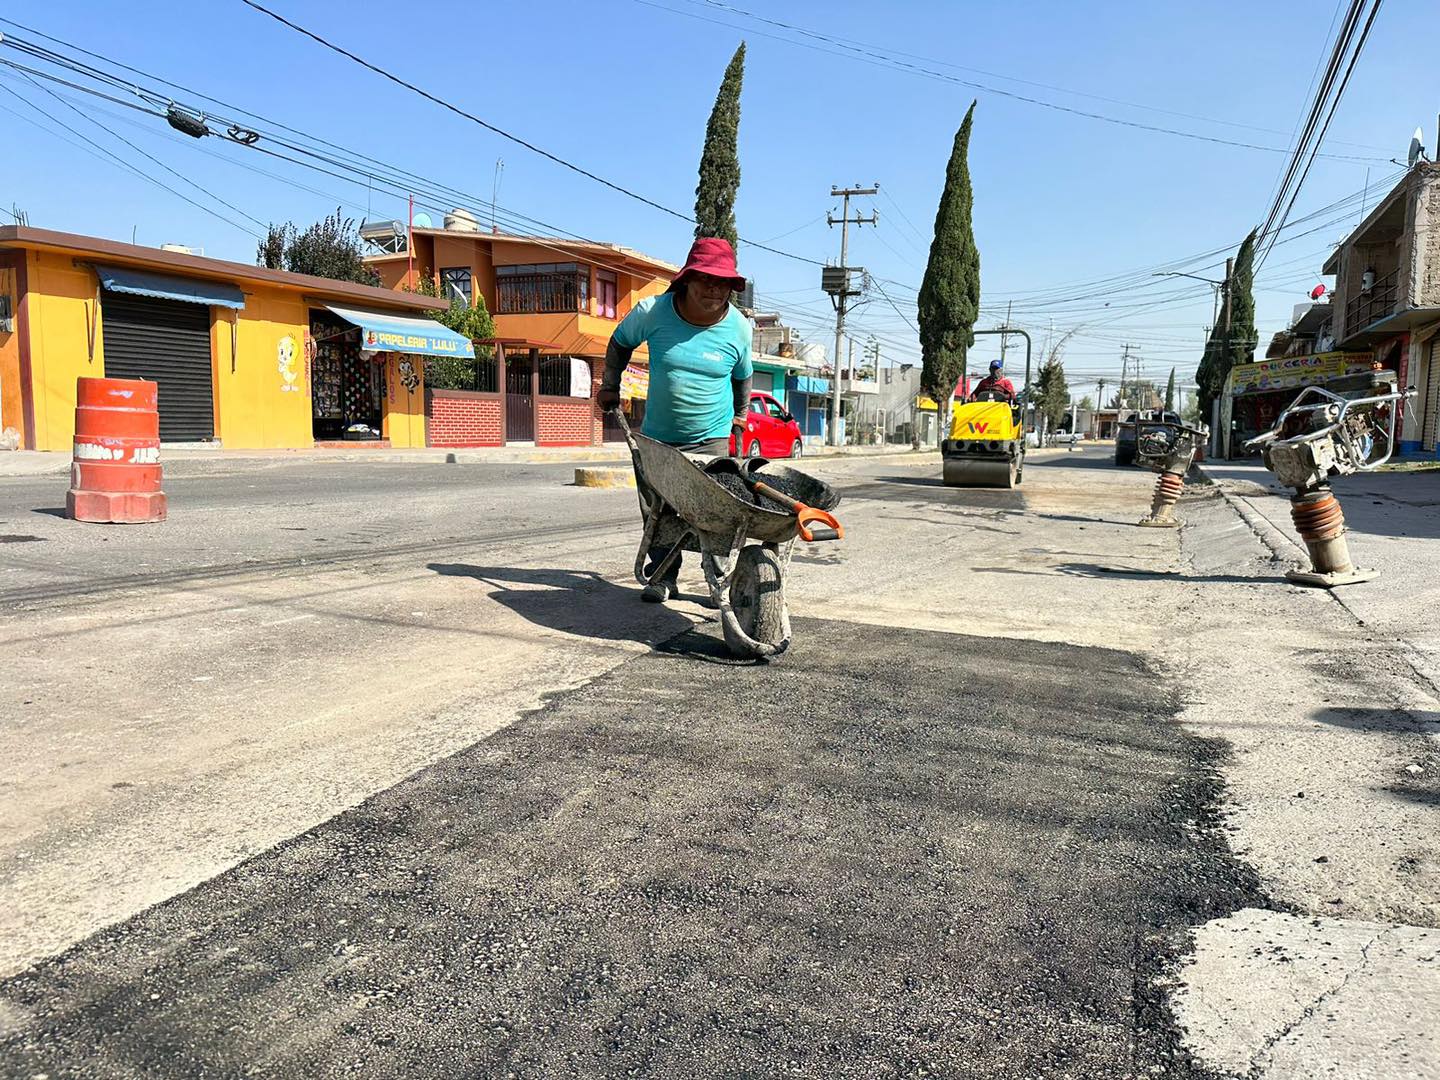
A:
[729,391,805,459]
[1115,409,1181,466]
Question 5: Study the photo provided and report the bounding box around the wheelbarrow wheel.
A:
[725,545,786,653]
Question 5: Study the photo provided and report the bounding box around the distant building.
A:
[366,225,676,446]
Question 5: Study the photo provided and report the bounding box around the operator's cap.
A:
[989,359,1003,371]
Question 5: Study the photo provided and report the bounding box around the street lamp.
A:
[1154,264,1234,458]
[1153,270,1225,324]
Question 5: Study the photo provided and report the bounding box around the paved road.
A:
[1199,460,1440,693]
[1,446,1435,1077]
[0,618,1262,1079]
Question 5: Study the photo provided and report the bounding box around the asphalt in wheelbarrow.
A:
[702,462,836,515]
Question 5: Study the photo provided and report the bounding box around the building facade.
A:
[0,227,470,453]
[366,226,676,447]
[1321,162,1440,455]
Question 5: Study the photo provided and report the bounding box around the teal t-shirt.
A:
[613,293,753,445]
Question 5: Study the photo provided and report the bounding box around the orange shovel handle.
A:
[795,506,843,543]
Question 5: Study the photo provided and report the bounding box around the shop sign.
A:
[1231,352,1371,395]
[620,363,649,400]
[362,327,470,356]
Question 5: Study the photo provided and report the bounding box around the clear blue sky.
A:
[2,0,1434,403]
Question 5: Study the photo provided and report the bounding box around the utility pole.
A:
[1000,300,1013,363]
[1219,256,1234,458]
[826,185,878,447]
[1118,344,1131,410]
[1094,377,1107,438]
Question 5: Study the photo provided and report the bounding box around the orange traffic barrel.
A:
[66,376,167,524]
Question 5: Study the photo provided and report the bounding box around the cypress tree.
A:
[694,43,745,250]
[918,101,981,444]
[1165,367,1176,412]
[1196,229,1258,418]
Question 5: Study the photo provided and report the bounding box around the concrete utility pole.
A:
[1219,256,1234,458]
[1118,345,1131,409]
[827,185,879,446]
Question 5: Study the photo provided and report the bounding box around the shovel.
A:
[708,458,844,543]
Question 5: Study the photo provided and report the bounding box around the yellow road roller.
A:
[941,395,1025,487]
[940,328,1032,488]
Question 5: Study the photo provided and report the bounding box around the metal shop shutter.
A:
[102,292,215,442]
[1424,338,1440,451]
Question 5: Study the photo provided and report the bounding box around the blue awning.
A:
[789,375,830,395]
[95,264,245,310]
[323,303,473,359]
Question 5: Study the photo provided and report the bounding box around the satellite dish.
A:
[1310,283,1327,300]
[391,220,405,239]
[413,212,433,229]
[1408,127,1426,168]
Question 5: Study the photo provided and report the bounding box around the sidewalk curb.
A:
[1195,463,1302,561]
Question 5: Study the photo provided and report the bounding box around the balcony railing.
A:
[1345,267,1399,334]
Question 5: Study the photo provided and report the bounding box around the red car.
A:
[730,391,804,459]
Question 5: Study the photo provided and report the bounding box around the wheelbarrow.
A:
[612,411,842,659]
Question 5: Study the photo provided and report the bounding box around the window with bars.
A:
[496,263,590,314]
[538,355,590,397]
[439,267,473,306]
[596,269,618,319]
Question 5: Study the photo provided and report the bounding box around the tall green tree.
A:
[257,208,379,286]
[918,101,980,444]
[1196,229,1258,420]
[1032,344,1071,440]
[406,274,496,390]
[1165,367,1176,411]
[693,43,745,250]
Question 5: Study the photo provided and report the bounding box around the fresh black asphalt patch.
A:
[0,619,1260,1079]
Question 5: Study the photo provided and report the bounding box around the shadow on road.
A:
[429,563,699,646]
[970,561,1288,584]
[1311,706,1440,736]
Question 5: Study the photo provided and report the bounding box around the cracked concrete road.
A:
[1,446,1437,1077]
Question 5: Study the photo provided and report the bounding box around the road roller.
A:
[941,392,1026,487]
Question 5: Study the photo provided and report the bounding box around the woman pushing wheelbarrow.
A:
[597,238,843,659]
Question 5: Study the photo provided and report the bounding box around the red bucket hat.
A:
[672,236,746,291]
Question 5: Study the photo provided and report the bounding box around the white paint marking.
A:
[260,614,317,627]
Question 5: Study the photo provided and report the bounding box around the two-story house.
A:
[367,219,676,447]
[1322,161,1440,454]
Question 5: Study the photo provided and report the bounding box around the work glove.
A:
[597,387,621,412]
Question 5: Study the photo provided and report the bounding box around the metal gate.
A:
[101,293,215,442]
[505,354,535,442]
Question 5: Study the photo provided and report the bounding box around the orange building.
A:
[366,225,676,446]
[0,226,472,453]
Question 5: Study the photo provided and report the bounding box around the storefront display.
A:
[310,315,384,441]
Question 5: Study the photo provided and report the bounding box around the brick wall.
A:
[426,389,503,447]
[535,359,604,447]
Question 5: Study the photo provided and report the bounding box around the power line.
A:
[1258,0,1383,268]
[0,78,261,238]
[236,0,825,266]
[7,65,268,230]
[636,0,1389,163]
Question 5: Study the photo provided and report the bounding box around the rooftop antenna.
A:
[491,158,504,233]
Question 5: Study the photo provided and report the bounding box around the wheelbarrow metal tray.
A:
[628,430,838,544]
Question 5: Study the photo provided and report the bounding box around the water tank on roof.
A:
[444,208,481,232]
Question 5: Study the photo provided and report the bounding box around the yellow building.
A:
[0,226,472,452]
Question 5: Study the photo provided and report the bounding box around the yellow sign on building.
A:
[1231,352,1371,395]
